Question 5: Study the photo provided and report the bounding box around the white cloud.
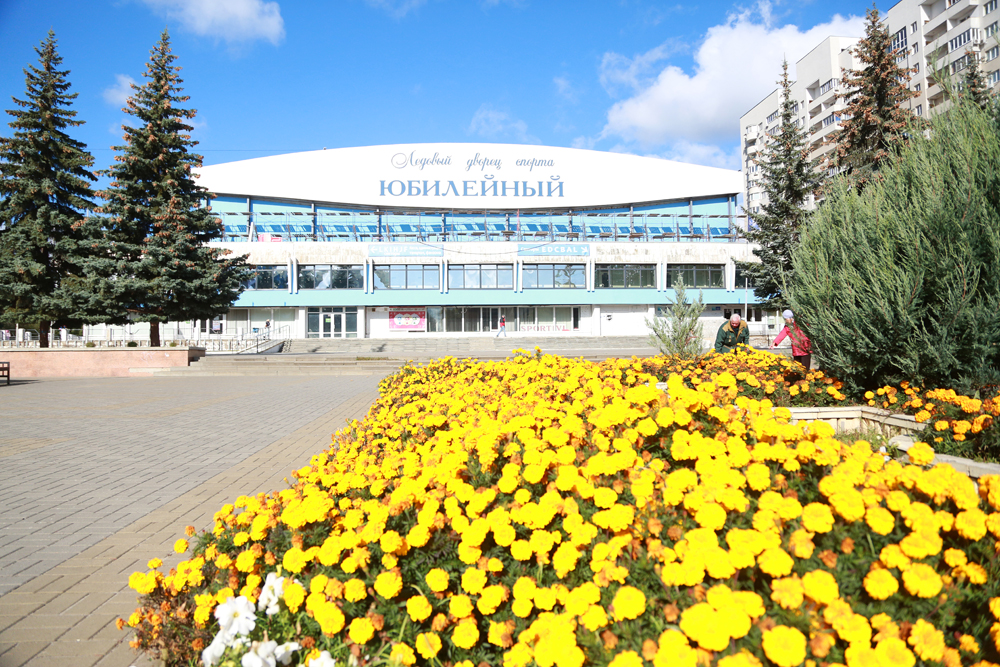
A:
[102,74,136,107]
[659,140,742,170]
[553,76,576,102]
[140,0,284,45]
[467,104,539,144]
[364,0,428,19]
[598,3,865,149]
[598,42,682,98]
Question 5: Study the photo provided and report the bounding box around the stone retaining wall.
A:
[0,347,205,378]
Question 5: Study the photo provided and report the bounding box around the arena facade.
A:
[89,143,766,343]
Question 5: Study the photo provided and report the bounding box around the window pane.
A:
[555,307,572,328]
[497,266,513,289]
[449,266,464,289]
[597,268,610,288]
[522,266,537,289]
[611,267,625,288]
[502,307,518,331]
[317,266,333,289]
[569,265,585,288]
[272,267,288,290]
[331,267,347,289]
[465,266,480,289]
[625,266,641,288]
[244,274,257,290]
[519,307,535,328]
[298,266,316,290]
[538,265,554,288]
[641,266,655,288]
[424,266,439,290]
[445,307,462,332]
[257,268,273,290]
[481,265,497,288]
[347,267,363,289]
[374,266,390,290]
[407,265,424,289]
[537,306,554,325]
[345,312,357,334]
[710,266,725,288]
[391,265,406,289]
[463,307,480,332]
[427,306,443,332]
[683,266,696,287]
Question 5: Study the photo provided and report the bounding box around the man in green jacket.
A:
[714,313,749,353]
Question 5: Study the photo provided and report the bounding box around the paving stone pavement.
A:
[0,375,384,667]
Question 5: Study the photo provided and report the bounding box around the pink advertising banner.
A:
[388,309,426,331]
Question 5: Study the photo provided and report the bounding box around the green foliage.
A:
[0,31,97,347]
[788,96,1000,394]
[961,49,993,112]
[78,30,250,347]
[736,60,820,310]
[645,278,705,357]
[831,6,918,189]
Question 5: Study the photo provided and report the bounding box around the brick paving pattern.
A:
[0,375,383,667]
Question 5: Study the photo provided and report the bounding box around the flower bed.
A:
[122,351,1000,667]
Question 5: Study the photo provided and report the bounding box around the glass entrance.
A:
[308,307,358,338]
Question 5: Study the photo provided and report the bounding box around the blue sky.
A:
[0,0,874,177]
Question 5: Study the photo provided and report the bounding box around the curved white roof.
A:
[195,143,740,210]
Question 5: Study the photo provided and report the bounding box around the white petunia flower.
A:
[241,639,279,667]
[214,595,257,637]
[274,642,301,666]
[201,631,229,667]
[311,650,337,667]
[257,572,286,616]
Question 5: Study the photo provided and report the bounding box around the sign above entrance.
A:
[517,243,590,257]
[368,244,443,258]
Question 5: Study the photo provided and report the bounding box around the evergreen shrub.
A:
[789,99,1000,395]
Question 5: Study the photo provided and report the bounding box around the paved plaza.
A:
[0,374,384,667]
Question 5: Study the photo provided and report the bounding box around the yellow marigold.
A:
[788,529,815,559]
[801,503,835,533]
[235,550,256,573]
[390,643,416,666]
[128,571,157,595]
[314,602,345,636]
[880,544,911,570]
[914,409,931,423]
[908,619,946,662]
[173,538,188,554]
[425,568,449,592]
[349,617,375,644]
[865,506,895,535]
[611,585,646,621]
[679,603,729,651]
[345,578,367,602]
[407,595,433,622]
[282,547,310,574]
[449,594,474,618]
[416,632,442,659]
[907,442,935,465]
[829,490,866,522]
[991,597,1000,620]
[579,604,608,630]
[757,547,794,577]
[593,487,618,509]
[864,568,899,600]
[694,503,727,531]
[608,650,643,667]
[745,463,771,491]
[761,626,806,667]
[960,635,980,653]
[283,581,305,613]
[477,585,507,615]
[902,563,944,598]
[934,420,950,431]
[488,620,514,648]
[770,576,803,609]
[374,570,402,599]
[380,530,403,554]
[802,569,839,605]
[717,653,762,667]
[452,618,480,649]
[956,508,988,541]
[462,568,488,595]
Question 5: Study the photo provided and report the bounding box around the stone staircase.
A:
[137,335,660,376]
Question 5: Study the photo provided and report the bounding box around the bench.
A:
[0,361,8,385]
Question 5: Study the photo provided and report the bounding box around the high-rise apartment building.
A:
[740,0,1000,214]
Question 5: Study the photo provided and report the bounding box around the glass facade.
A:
[373,265,440,290]
[665,264,725,288]
[596,264,656,288]
[298,265,363,289]
[448,264,514,289]
[521,264,586,289]
[306,307,358,338]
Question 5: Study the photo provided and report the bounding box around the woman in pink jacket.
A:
[771,309,812,370]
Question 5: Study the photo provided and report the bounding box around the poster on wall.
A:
[389,308,426,331]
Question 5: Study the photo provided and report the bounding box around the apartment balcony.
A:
[744,126,760,142]
[924,0,981,41]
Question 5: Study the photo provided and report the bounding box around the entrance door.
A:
[333,313,343,338]
[488,308,499,331]
[322,312,333,337]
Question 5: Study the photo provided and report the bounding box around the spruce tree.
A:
[81,30,249,346]
[0,31,96,347]
[646,278,706,357]
[736,60,819,311]
[831,6,917,189]
[962,50,992,112]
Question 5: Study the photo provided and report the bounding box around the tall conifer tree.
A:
[962,50,992,112]
[0,31,96,347]
[736,60,819,311]
[832,6,917,188]
[81,30,249,346]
